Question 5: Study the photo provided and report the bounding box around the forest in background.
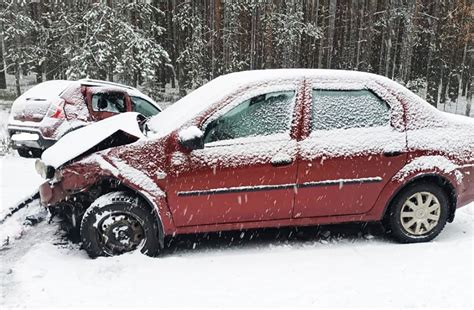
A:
[0,0,472,115]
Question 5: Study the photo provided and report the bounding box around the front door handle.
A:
[384,151,403,157]
[271,154,293,167]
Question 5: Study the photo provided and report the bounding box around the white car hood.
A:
[42,112,144,168]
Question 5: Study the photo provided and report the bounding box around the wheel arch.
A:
[119,183,166,248]
[85,177,166,248]
[383,173,458,223]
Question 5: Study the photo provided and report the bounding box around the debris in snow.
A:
[320,230,331,238]
[363,234,375,240]
[0,198,47,249]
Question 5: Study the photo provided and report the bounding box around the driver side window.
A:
[203,91,296,144]
[92,92,126,113]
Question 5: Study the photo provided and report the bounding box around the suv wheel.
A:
[80,191,162,258]
[384,183,449,243]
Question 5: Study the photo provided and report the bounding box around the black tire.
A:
[17,147,43,158]
[384,182,449,243]
[80,191,162,258]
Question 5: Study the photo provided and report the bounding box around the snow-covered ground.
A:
[0,154,473,308]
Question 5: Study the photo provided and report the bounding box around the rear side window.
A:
[204,91,296,143]
[92,93,126,113]
[312,90,390,131]
[131,96,160,117]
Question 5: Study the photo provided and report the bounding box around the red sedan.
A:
[36,69,474,257]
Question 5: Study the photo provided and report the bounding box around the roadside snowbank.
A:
[0,156,42,217]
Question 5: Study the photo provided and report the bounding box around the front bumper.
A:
[7,125,56,150]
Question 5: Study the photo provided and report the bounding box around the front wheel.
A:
[384,183,449,243]
[80,191,162,258]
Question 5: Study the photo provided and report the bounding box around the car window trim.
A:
[203,132,292,149]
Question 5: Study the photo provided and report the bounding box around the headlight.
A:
[35,159,56,179]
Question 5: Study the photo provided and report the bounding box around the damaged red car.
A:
[36,69,474,257]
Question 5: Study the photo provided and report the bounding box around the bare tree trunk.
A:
[15,61,21,96]
[384,0,393,77]
[400,0,417,83]
[317,6,325,68]
[326,0,337,68]
[465,46,472,116]
[250,5,257,70]
[0,21,6,89]
[460,39,469,96]
[355,0,365,69]
[364,0,377,72]
[426,0,441,107]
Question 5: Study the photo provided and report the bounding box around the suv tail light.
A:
[47,98,65,119]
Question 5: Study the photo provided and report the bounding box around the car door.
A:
[166,85,302,227]
[86,87,131,121]
[293,81,408,218]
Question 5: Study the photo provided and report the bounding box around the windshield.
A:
[146,73,253,138]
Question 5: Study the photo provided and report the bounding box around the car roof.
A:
[213,69,384,86]
[79,79,161,110]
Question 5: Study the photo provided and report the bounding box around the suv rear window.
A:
[92,93,126,113]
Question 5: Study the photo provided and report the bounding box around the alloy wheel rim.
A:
[400,192,441,236]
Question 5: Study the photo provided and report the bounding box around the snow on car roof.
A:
[16,80,76,101]
[147,69,387,138]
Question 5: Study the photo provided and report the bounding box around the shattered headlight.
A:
[35,159,56,179]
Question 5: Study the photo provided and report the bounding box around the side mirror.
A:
[178,126,204,150]
[97,96,108,110]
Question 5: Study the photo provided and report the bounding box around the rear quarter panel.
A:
[366,156,463,220]
[457,164,474,208]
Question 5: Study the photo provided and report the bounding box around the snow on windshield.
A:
[146,70,312,138]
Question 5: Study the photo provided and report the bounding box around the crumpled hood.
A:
[42,112,145,168]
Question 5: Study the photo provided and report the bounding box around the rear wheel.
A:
[17,147,43,158]
[384,183,449,243]
[80,191,162,258]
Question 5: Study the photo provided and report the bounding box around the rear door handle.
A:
[384,151,403,157]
